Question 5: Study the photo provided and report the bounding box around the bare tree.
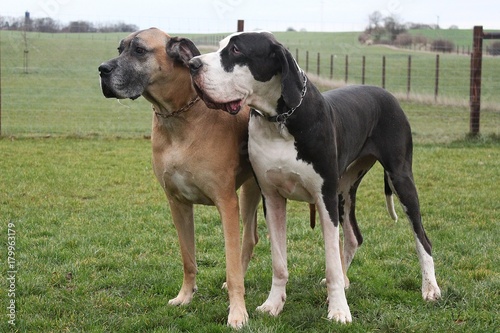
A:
[383,15,407,42]
[368,11,383,31]
[33,18,60,33]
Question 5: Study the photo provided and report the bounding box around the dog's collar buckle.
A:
[154,96,200,118]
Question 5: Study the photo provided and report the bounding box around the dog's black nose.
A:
[189,58,203,73]
[98,63,113,76]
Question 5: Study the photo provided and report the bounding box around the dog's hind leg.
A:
[338,157,376,280]
[239,178,261,275]
[384,172,398,221]
[167,199,198,306]
[385,169,441,301]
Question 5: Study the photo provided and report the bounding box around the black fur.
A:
[224,34,432,255]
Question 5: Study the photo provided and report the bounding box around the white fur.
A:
[194,31,352,322]
[192,32,440,325]
[414,234,441,301]
[191,34,281,116]
[249,116,351,322]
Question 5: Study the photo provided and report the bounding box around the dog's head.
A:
[189,31,303,116]
[98,28,200,100]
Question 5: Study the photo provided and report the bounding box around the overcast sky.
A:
[2,0,499,33]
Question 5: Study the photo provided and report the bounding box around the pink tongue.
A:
[226,101,241,113]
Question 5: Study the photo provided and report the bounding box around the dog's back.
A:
[322,85,412,173]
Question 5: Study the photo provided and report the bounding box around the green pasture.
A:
[1,137,498,332]
[1,29,499,332]
[1,29,499,139]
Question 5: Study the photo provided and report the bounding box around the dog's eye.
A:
[135,47,146,55]
[231,45,241,55]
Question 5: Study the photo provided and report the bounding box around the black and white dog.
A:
[189,31,441,323]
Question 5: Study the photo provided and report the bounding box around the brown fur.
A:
[99,28,260,328]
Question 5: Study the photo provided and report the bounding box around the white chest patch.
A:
[164,169,213,205]
[248,117,323,203]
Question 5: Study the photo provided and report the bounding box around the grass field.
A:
[1,137,498,332]
[1,29,499,138]
[1,28,499,332]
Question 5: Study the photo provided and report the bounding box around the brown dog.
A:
[98,28,260,328]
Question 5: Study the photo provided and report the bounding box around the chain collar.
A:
[154,96,200,118]
[252,70,308,131]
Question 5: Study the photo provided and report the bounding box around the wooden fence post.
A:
[306,51,309,73]
[407,55,411,99]
[382,56,386,89]
[237,20,244,32]
[345,55,349,83]
[330,54,333,79]
[317,53,320,76]
[362,56,366,85]
[469,26,483,136]
[435,54,440,101]
[469,26,500,135]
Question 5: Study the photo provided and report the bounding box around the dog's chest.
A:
[153,142,213,205]
[248,118,323,203]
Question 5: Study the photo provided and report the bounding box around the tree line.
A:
[0,15,139,33]
[358,12,500,55]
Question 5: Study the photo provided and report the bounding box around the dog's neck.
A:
[252,70,308,129]
[152,95,200,118]
[143,69,199,118]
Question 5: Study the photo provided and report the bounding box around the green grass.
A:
[1,137,498,332]
[1,30,498,139]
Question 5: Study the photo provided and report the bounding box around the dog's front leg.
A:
[217,194,248,329]
[256,194,288,316]
[167,198,198,306]
[317,198,352,323]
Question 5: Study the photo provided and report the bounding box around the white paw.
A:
[422,284,441,301]
[328,309,352,323]
[168,286,197,306]
[256,296,286,317]
[227,306,248,329]
[168,295,192,306]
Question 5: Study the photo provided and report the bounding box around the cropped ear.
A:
[166,37,201,67]
[273,44,303,107]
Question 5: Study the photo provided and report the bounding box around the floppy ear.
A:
[273,44,303,107]
[166,37,201,68]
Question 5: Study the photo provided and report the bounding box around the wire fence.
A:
[1,30,499,142]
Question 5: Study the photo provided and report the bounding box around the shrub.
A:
[394,33,413,47]
[358,33,370,44]
[413,34,428,45]
[431,39,455,53]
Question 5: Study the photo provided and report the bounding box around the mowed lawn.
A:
[1,136,498,332]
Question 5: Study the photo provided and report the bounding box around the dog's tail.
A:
[384,173,398,222]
